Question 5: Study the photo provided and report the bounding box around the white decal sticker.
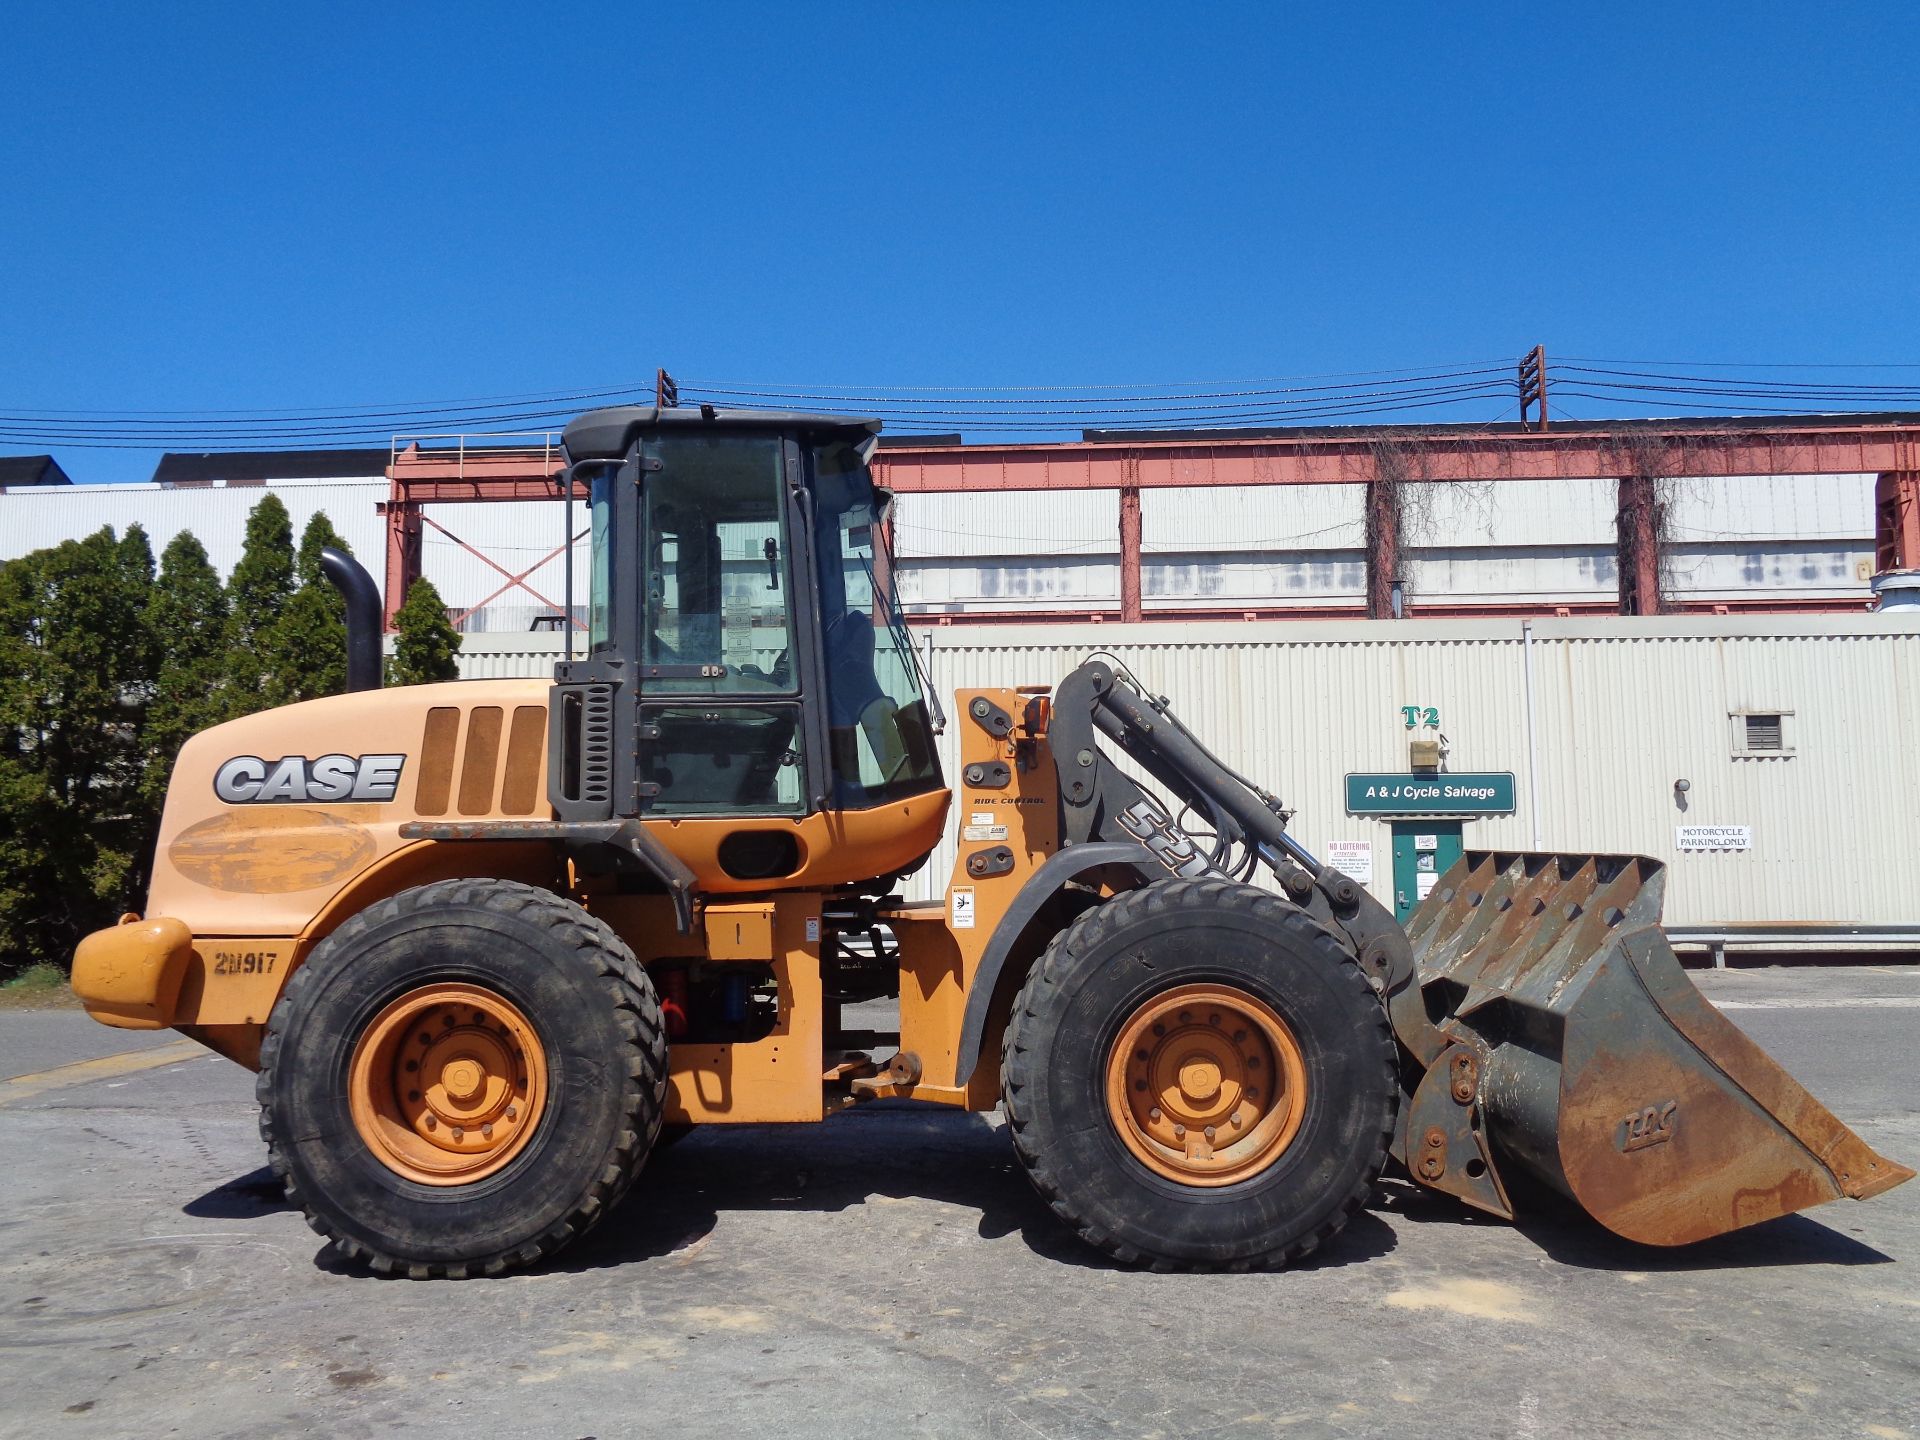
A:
[950,887,976,930]
[961,824,1009,842]
[805,917,821,943]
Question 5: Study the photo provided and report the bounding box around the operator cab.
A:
[549,406,942,847]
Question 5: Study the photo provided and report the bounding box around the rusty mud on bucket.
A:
[1406,851,1914,1247]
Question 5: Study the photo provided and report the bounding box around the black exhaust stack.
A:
[319,546,383,692]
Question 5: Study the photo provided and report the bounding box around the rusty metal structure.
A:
[383,412,1920,629]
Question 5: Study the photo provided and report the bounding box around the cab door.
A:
[635,431,814,821]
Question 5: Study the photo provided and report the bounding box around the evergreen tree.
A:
[222,493,295,719]
[0,528,157,977]
[388,577,462,685]
[143,531,230,810]
[263,512,351,705]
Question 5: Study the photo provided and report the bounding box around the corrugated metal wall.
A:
[0,477,390,580]
[889,473,1878,613]
[456,613,1920,947]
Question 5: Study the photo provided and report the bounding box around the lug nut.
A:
[1174,1124,1186,1139]
[1230,1113,1244,1129]
[1134,1080,1147,1092]
[1148,1107,1162,1122]
[482,1124,494,1140]
[451,1127,464,1141]
[1208,1014,1220,1026]
[505,1105,518,1121]
[1233,1029,1246,1042]
[1151,1024,1165,1037]
[1204,1126,1216,1141]
[424,1115,436,1130]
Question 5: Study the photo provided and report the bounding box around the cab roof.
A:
[562,405,883,463]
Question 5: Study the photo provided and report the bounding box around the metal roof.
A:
[1081,410,1920,444]
[151,449,389,484]
[0,455,71,487]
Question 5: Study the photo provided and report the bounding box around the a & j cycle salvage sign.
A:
[1345,773,1516,816]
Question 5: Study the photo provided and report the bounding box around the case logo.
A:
[213,754,406,804]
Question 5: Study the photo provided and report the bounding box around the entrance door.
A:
[1390,821,1464,923]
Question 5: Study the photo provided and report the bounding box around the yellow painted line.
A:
[0,1037,208,1107]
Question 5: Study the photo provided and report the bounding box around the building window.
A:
[1731,710,1793,758]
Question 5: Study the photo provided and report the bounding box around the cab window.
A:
[639,433,804,815]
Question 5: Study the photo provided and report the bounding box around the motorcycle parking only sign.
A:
[1676,825,1752,852]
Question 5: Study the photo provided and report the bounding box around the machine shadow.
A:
[1379,1176,1893,1270]
[182,1165,294,1220]
[548,1102,1398,1277]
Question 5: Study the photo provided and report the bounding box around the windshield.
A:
[811,441,942,807]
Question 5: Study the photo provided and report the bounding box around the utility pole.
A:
[1518,345,1549,431]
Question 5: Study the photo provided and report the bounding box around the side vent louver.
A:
[551,681,617,821]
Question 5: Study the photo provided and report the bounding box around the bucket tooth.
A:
[1409,850,1913,1246]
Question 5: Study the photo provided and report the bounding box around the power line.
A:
[9,355,1920,454]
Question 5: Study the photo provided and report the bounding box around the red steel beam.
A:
[1877,471,1920,572]
[382,419,1920,627]
[1118,486,1142,623]
[871,421,1920,492]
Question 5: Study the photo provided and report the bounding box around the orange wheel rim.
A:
[1104,983,1309,1187]
[348,983,548,1186]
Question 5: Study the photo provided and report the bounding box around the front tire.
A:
[1001,878,1396,1270]
[258,879,666,1278]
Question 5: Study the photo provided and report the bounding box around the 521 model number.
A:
[212,950,278,977]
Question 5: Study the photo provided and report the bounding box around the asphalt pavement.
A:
[1,965,1915,1440]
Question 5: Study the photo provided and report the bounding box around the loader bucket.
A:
[1405,852,1913,1246]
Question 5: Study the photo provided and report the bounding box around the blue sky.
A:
[5,2,1919,481]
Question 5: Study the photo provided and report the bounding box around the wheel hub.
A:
[1105,983,1308,1186]
[348,983,548,1185]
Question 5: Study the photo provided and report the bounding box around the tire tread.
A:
[257,878,666,1279]
[1000,878,1396,1271]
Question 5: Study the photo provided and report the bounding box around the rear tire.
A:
[1001,878,1396,1270]
[258,878,666,1278]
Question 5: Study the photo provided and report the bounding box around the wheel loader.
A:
[72,404,1911,1277]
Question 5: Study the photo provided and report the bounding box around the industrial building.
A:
[5,412,1918,955]
[451,610,1920,959]
[7,413,1918,630]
